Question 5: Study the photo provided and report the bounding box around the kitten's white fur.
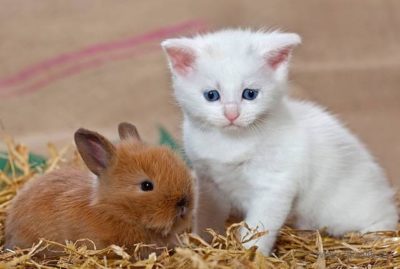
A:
[161,29,398,255]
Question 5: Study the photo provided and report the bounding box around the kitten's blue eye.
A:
[242,89,259,100]
[203,90,220,102]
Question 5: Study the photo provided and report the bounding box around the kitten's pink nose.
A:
[224,104,240,122]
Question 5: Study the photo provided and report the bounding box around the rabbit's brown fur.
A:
[5,123,193,252]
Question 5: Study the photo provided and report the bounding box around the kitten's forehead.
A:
[196,47,264,85]
[192,30,275,80]
[191,29,300,63]
[197,34,258,59]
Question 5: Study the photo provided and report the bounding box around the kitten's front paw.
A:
[242,238,274,256]
[240,225,276,256]
[240,226,275,256]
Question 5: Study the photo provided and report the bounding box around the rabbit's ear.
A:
[74,128,116,176]
[118,122,141,142]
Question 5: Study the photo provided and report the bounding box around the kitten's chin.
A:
[189,114,258,131]
[217,121,255,132]
[222,123,245,130]
[201,121,246,132]
[219,117,264,132]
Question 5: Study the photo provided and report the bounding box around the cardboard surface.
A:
[0,1,399,185]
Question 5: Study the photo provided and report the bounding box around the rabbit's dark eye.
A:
[140,180,154,191]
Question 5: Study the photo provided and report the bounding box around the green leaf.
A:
[0,152,46,174]
[29,153,47,168]
[0,152,8,171]
[158,126,191,167]
[158,126,180,151]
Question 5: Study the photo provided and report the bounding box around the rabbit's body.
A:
[7,168,112,248]
[5,124,193,251]
[6,168,157,249]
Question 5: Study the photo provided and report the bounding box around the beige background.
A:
[0,1,399,186]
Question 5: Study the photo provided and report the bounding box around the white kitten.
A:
[161,29,398,255]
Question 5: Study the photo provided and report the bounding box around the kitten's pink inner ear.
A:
[165,47,195,76]
[267,47,292,69]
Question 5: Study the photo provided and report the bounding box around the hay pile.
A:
[0,137,399,268]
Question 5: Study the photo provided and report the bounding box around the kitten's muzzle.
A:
[224,103,240,122]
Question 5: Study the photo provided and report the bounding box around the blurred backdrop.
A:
[0,0,399,185]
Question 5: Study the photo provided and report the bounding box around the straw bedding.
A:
[0,137,399,268]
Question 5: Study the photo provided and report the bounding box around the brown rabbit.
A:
[5,123,194,253]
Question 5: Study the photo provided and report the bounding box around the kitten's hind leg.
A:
[193,176,231,242]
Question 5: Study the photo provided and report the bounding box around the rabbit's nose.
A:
[176,197,188,217]
[176,197,187,208]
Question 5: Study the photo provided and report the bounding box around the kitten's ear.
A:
[161,38,196,76]
[118,122,141,142]
[263,33,301,70]
[74,128,116,176]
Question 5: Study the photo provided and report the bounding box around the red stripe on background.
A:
[0,20,206,90]
[2,45,159,98]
